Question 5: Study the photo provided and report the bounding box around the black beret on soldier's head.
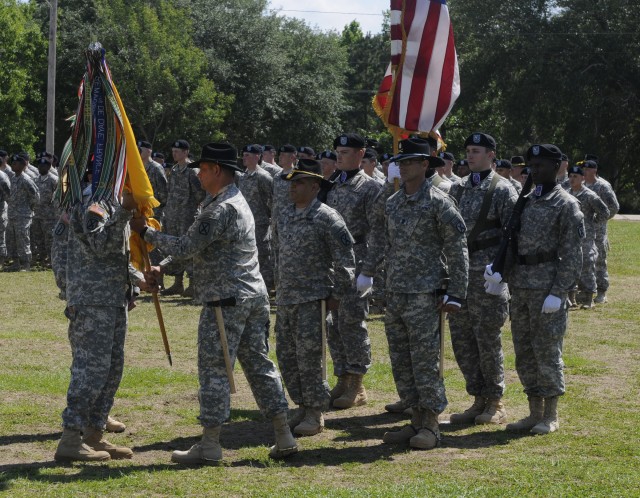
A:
[526,144,563,162]
[568,165,584,176]
[495,159,512,170]
[137,140,152,149]
[263,144,275,152]
[333,133,366,149]
[561,153,568,162]
[278,144,297,154]
[152,151,164,160]
[172,139,190,150]
[582,159,598,169]
[0,149,7,158]
[363,148,377,160]
[319,150,337,161]
[243,144,263,155]
[439,151,455,162]
[464,132,496,150]
[297,146,315,156]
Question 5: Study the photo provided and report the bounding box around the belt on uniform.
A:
[468,236,501,254]
[517,252,558,265]
[205,297,237,307]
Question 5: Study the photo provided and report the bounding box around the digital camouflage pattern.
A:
[448,171,517,399]
[509,185,584,398]
[585,177,619,292]
[6,173,39,260]
[32,171,59,262]
[566,185,610,293]
[51,211,69,297]
[260,161,282,179]
[0,169,10,260]
[384,180,469,414]
[271,172,293,227]
[144,159,168,222]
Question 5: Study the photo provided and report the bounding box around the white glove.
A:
[484,280,508,296]
[484,264,503,285]
[387,162,401,183]
[442,295,461,309]
[356,274,374,297]
[541,295,562,314]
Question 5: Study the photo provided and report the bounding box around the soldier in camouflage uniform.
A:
[6,154,39,271]
[138,141,168,224]
[272,144,298,222]
[447,133,518,425]
[495,159,523,194]
[318,150,337,180]
[381,138,469,450]
[564,165,610,308]
[439,151,462,184]
[162,139,205,296]
[273,159,356,436]
[582,158,619,303]
[260,144,283,178]
[32,158,59,267]
[0,153,11,269]
[487,144,584,435]
[556,154,569,183]
[323,133,385,409]
[54,191,155,463]
[134,143,298,464]
[238,144,274,291]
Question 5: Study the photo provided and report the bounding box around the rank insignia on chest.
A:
[198,221,210,235]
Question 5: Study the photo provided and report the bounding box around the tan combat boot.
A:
[594,291,607,304]
[333,374,368,409]
[288,406,306,429]
[581,293,594,309]
[449,396,485,424]
[329,375,348,404]
[54,428,111,463]
[567,290,578,308]
[506,397,544,431]
[409,409,441,450]
[105,415,126,433]
[475,398,507,424]
[171,426,222,465]
[383,407,422,444]
[293,408,324,436]
[161,274,184,296]
[269,412,298,458]
[384,399,407,414]
[83,427,133,459]
[531,396,559,435]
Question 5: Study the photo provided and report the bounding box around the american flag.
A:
[373,0,460,134]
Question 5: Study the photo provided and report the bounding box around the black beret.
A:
[464,132,496,150]
[511,156,526,166]
[333,133,366,149]
[37,157,51,166]
[457,159,468,167]
[582,160,598,169]
[0,149,7,157]
[242,144,263,154]
[263,144,275,152]
[152,151,164,159]
[363,148,377,160]
[278,144,297,153]
[137,140,152,149]
[11,154,27,163]
[584,154,599,164]
[568,166,584,175]
[172,139,190,150]
[439,151,455,161]
[18,151,30,161]
[561,153,568,161]
[526,144,563,161]
[425,135,439,150]
[495,159,512,169]
[365,137,379,148]
[521,167,531,175]
[319,150,337,161]
[36,151,53,160]
[297,146,315,156]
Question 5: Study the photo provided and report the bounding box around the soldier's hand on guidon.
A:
[440,295,462,313]
[356,274,374,297]
[484,264,502,284]
[541,295,562,314]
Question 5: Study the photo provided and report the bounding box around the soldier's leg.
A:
[255,225,273,291]
[338,292,371,375]
[61,306,121,430]
[295,301,329,409]
[30,218,42,263]
[236,296,289,417]
[326,309,347,377]
[510,289,542,397]
[384,293,420,408]
[449,294,483,397]
[275,304,303,405]
[595,229,610,292]
[0,212,7,265]
[88,307,128,429]
[16,217,33,267]
[530,298,567,398]
[43,218,56,265]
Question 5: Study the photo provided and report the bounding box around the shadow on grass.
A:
[0,432,62,447]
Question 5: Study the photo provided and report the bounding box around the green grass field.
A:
[1,220,639,496]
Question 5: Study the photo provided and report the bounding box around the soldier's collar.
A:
[533,182,557,198]
[469,169,491,187]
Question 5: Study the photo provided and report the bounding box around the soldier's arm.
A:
[602,184,619,219]
[28,181,39,211]
[590,192,610,222]
[271,215,280,288]
[145,205,230,260]
[260,174,273,218]
[0,175,10,198]
[550,201,584,297]
[362,183,385,276]
[327,216,356,299]
[82,203,131,255]
[496,182,518,226]
[190,169,206,204]
[437,198,469,300]
[156,168,169,208]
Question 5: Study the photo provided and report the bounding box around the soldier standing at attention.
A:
[32,157,59,267]
[582,158,619,304]
[495,159,522,194]
[488,144,584,435]
[381,138,469,450]
[138,141,168,225]
[439,151,461,184]
[271,144,298,223]
[133,143,298,464]
[564,165,610,308]
[318,150,337,180]
[447,133,518,425]
[260,145,283,178]
[324,133,384,409]
[54,191,156,462]
[6,154,39,271]
[273,159,356,436]
[0,152,11,269]
[238,144,275,291]
[162,139,205,297]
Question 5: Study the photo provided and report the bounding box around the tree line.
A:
[1,0,637,211]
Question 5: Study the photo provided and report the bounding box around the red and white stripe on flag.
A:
[385,0,460,134]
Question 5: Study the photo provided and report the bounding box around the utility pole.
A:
[46,0,58,153]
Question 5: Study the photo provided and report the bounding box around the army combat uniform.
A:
[32,170,59,265]
[238,166,274,290]
[144,158,168,224]
[273,197,356,415]
[6,172,39,269]
[0,169,10,266]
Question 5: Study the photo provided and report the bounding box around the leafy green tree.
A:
[0,0,47,154]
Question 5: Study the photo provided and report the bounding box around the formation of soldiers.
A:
[1,130,620,463]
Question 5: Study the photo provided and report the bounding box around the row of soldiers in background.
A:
[0,150,59,271]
